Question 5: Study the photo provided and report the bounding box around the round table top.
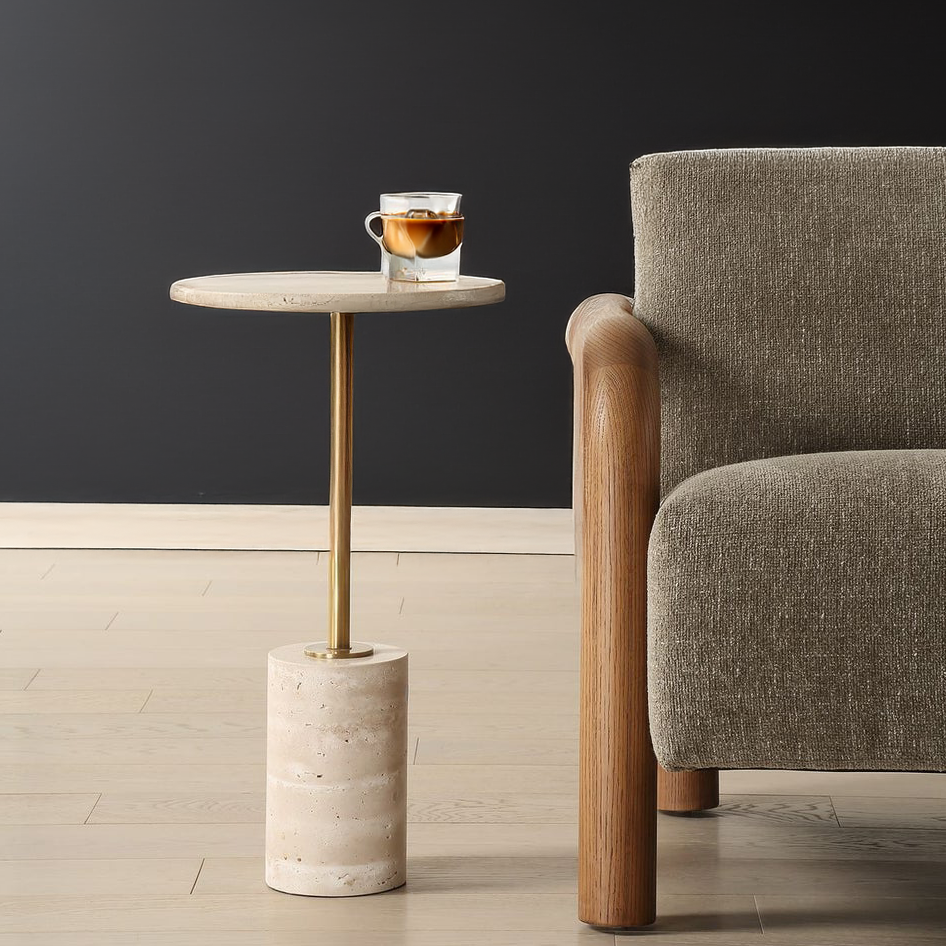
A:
[169,271,505,313]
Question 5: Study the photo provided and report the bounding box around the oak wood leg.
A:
[658,766,720,813]
[567,294,659,928]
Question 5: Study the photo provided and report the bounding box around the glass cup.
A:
[365,192,463,282]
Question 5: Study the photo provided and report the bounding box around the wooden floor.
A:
[0,503,574,553]
[1,547,945,944]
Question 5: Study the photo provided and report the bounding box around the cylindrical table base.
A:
[265,642,408,897]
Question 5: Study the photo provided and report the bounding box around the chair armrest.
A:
[565,293,660,558]
[565,292,655,367]
[565,292,659,928]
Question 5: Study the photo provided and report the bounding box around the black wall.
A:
[1,2,942,506]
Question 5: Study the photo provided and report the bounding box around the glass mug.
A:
[364,192,464,282]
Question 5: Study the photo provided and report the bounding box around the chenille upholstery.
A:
[631,148,946,772]
[631,147,946,497]
[647,448,946,771]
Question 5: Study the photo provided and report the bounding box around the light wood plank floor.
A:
[1,547,945,944]
[0,504,574,554]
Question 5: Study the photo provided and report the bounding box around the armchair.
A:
[567,147,946,928]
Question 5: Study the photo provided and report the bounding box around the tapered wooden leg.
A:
[568,294,659,929]
[658,766,720,813]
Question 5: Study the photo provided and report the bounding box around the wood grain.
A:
[0,858,202,897]
[88,793,264,824]
[407,822,578,856]
[0,823,264,860]
[82,790,580,826]
[141,689,265,714]
[139,685,577,717]
[414,736,577,766]
[0,763,265,794]
[410,689,575,715]
[0,644,295,670]
[0,669,39,690]
[755,893,946,943]
[0,502,572,553]
[0,550,56,578]
[409,713,577,740]
[0,934,606,946]
[2,632,576,672]
[712,794,839,827]
[0,578,208,597]
[195,853,579,895]
[722,769,946,798]
[0,891,759,936]
[832,795,946,830]
[396,552,576,583]
[42,550,328,581]
[0,611,115,631]
[411,669,578,697]
[0,736,264,765]
[0,690,151,714]
[108,605,396,632]
[28,668,266,690]
[408,793,576,824]
[33,666,575,694]
[656,817,946,860]
[0,794,100,825]
[656,853,946,899]
[567,292,659,927]
[408,764,578,795]
[0,713,264,741]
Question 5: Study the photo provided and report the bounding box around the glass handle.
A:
[364,212,384,247]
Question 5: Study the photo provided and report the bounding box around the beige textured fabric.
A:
[630,147,946,497]
[632,148,946,771]
[648,449,946,772]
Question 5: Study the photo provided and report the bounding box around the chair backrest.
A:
[630,147,946,496]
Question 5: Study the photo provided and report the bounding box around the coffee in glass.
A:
[365,193,463,282]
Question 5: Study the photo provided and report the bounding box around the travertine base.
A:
[265,642,408,897]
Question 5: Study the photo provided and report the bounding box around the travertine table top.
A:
[169,271,505,313]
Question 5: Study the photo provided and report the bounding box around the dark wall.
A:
[1,2,942,506]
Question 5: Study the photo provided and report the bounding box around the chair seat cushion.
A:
[647,449,946,772]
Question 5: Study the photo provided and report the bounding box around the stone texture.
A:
[265,643,408,896]
[169,271,504,313]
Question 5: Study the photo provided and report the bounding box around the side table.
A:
[169,271,505,896]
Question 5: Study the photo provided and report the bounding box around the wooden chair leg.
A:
[658,766,720,813]
[568,294,659,928]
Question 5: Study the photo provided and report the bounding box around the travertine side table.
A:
[169,271,505,896]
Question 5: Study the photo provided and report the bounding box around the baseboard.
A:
[0,503,574,554]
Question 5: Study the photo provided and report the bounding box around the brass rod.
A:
[305,312,371,660]
[328,311,354,652]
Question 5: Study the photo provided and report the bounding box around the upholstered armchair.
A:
[566,147,946,928]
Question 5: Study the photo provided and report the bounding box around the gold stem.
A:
[328,311,354,652]
[305,312,372,660]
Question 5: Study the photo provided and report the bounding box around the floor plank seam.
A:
[189,858,205,895]
[753,894,764,934]
[829,794,842,828]
[84,793,103,824]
